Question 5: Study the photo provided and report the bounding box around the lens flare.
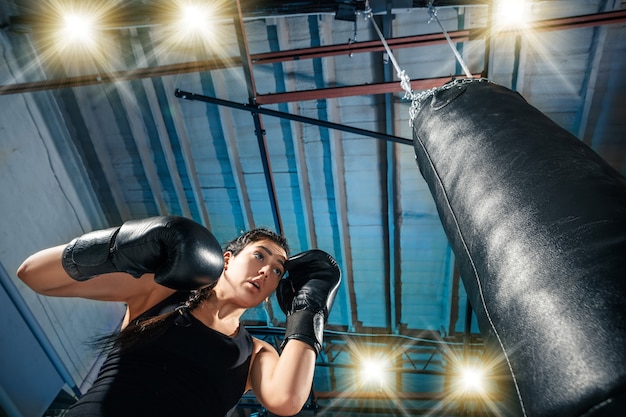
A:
[61,13,95,42]
[20,0,122,78]
[459,366,485,393]
[155,0,230,53]
[360,357,388,385]
[495,0,529,30]
[180,4,208,31]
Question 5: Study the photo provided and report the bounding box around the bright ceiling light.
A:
[60,13,96,47]
[358,356,391,391]
[171,1,218,44]
[495,0,529,29]
[27,1,119,75]
[460,367,485,393]
[360,358,387,382]
[346,342,402,394]
[180,4,207,31]
[150,0,232,60]
[44,2,115,58]
[446,352,500,405]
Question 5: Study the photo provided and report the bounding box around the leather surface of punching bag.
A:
[411,79,626,417]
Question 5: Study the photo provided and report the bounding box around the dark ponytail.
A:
[88,284,215,354]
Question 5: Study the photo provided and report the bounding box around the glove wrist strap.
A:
[281,309,324,356]
[62,227,119,281]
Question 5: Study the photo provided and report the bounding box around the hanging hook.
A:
[347,17,358,57]
[427,2,437,23]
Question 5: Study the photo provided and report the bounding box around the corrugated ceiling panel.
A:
[589,22,626,174]
[178,74,245,238]
[536,0,608,20]
[396,140,452,332]
[349,225,387,326]
[87,84,159,217]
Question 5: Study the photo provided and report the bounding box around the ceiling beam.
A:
[174,89,413,146]
[316,16,359,333]
[524,8,626,32]
[68,88,133,221]
[247,325,482,349]
[250,10,626,65]
[379,9,401,336]
[0,57,241,95]
[575,0,616,141]
[116,85,169,215]
[210,71,257,231]
[2,10,623,97]
[255,75,482,105]
[159,75,213,228]
[233,0,284,235]
[272,19,318,251]
[237,403,498,417]
[313,390,464,400]
[250,29,473,64]
[314,361,448,376]
[128,29,192,219]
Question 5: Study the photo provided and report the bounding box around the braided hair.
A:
[90,227,289,354]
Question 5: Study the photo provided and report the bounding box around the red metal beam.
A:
[250,30,474,65]
[0,57,240,95]
[255,74,483,105]
[249,10,626,66]
[527,8,626,32]
[251,9,626,105]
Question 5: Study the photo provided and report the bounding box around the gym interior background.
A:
[0,0,624,416]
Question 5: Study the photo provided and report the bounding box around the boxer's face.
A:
[222,239,287,306]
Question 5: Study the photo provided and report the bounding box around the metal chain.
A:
[408,77,489,126]
[365,4,486,128]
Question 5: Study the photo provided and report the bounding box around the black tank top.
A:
[65,292,254,417]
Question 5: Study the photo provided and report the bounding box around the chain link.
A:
[408,77,489,127]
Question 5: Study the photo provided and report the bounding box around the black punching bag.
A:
[411,79,626,417]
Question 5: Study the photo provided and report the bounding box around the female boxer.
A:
[17,216,340,417]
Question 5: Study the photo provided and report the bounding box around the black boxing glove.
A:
[61,216,224,290]
[276,249,341,355]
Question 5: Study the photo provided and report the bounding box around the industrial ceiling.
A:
[1,0,625,416]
